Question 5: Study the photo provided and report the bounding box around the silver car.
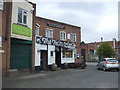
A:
[96,58,119,71]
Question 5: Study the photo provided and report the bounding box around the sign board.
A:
[12,24,32,37]
[47,21,65,29]
[36,36,75,48]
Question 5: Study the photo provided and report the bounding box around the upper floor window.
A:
[46,28,53,38]
[67,33,70,39]
[0,0,3,10]
[71,33,76,42]
[35,23,40,35]
[35,26,39,35]
[18,8,28,25]
[60,31,66,41]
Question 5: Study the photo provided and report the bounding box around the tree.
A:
[96,42,115,59]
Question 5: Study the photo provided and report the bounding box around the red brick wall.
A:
[36,17,81,63]
[81,41,118,62]
[2,2,12,76]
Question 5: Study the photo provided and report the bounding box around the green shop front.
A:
[10,24,32,70]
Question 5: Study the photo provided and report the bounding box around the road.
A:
[3,62,119,88]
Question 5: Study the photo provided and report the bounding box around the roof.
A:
[36,16,81,29]
[104,58,116,60]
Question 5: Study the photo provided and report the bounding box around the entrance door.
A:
[41,50,47,70]
[89,49,94,62]
[55,47,61,67]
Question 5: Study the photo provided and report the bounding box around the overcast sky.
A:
[29,0,118,43]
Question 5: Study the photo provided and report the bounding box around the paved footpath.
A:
[2,62,119,88]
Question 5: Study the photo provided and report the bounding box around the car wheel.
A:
[96,65,100,70]
[103,66,107,71]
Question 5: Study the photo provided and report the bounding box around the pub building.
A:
[35,17,81,70]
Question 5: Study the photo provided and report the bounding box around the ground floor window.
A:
[63,48,73,58]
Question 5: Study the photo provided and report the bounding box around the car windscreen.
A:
[107,59,118,62]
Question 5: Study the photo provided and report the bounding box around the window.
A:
[71,33,76,42]
[35,26,39,35]
[18,8,28,25]
[0,36,2,48]
[74,50,77,59]
[0,0,3,10]
[60,31,66,41]
[63,48,73,58]
[51,51,53,56]
[67,33,70,39]
[46,29,53,38]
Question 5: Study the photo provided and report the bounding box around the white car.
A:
[96,58,119,71]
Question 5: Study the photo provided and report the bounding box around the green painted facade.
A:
[12,24,32,37]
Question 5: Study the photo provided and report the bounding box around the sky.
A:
[29,0,118,43]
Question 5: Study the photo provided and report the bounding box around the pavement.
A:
[2,62,119,88]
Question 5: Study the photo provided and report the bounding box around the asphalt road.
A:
[3,62,119,88]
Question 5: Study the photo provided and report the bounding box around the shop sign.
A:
[47,21,65,29]
[36,36,75,48]
[12,24,32,37]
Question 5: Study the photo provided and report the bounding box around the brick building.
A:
[80,40,118,62]
[35,17,81,70]
[0,1,12,76]
[1,0,36,76]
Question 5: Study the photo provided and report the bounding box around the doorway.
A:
[40,50,47,70]
[55,47,61,67]
[81,49,86,64]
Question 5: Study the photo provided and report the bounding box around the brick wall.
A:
[36,17,81,63]
[81,41,118,62]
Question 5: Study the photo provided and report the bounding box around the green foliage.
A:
[96,42,115,58]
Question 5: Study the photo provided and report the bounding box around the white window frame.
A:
[67,33,70,39]
[60,31,66,41]
[71,33,76,42]
[46,28,53,38]
[17,7,28,25]
[35,26,40,35]
[0,0,3,10]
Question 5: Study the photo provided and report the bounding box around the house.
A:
[35,17,81,70]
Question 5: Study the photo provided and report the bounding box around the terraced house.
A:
[1,0,36,76]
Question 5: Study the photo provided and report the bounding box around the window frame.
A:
[71,33,76,42]
[60,31,66,41]
[46,28,53,38]
[35,25,40,35]
[17,7,28,25]
[62,49,73,58]
[0,0,3,10]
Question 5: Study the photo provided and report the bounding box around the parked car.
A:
[96,58,119,71]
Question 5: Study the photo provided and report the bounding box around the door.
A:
[55,47,61,67]
[41,50,47,70]
[10,43,32,69]
[98,59,105,69]
[81,49,86,64]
